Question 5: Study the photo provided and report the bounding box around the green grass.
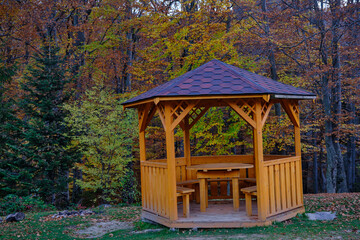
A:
[1,193,360,239]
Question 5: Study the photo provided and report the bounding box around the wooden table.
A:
[187,163,254,212]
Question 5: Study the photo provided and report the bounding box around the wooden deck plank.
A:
[177,200,258,223]
[141,200,305,229]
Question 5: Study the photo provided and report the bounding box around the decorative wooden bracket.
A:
[138,103,156,132]
[156,100,202,131]
[170,101,198,130]
[225,99,256,128]
[260,101,273,128]
[156,103,166,130]
[188,105,209,129]
[280,99,300,127]
[226,99,273,129]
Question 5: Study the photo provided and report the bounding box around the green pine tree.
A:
[20,44,78,204]
[0,61,32,197]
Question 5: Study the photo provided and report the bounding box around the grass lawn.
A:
[1,193,359,240]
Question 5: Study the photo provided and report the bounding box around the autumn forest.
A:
[0,0,359,208]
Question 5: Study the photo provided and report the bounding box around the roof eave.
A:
[122,94,272,108]
[273,94,317,100]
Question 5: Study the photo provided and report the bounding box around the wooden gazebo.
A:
[123,59,316,228]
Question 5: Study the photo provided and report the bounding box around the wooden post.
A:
[293,102,304,205]
[294,125,301,157]
[253,99,268,221]
[139,111,146,209]
[184,115,191,180]
[165,103,178,221]
[199,178,207,212]
[281,99,304,207]
[232,177,240,211]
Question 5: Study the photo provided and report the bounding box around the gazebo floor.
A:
[142,200,304,228]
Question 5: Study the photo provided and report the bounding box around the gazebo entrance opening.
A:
[123,59,315,228]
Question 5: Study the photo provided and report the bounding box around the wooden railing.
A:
[263,156,303,216]
[142,154,302,219]
[149,158,187,182]
[141,161,169,217]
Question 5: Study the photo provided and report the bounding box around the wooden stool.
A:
[176,186,195,218]
[241,185,257,216]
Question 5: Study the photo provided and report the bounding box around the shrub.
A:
[0,194,55,215]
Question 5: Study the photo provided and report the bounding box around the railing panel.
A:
[264,156,302,217]
[280,163,286,210]
[291,161,296,208]
[141,161,169,218]
[285,162,291,209]
[268,165,275,214]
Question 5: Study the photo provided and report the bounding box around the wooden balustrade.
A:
[263,156,303,217]
[141,161,169,217]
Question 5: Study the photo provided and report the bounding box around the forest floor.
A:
[1,193,360,240]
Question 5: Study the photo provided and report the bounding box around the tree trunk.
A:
[313,133,318,193]
[261,0,281,116]
[330,0,347,192]
[313,0,348,193]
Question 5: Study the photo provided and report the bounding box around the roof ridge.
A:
[215,60,271,93]
[155,61,210,96]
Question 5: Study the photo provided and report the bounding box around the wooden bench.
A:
[177,178,256,204]
[177,180,200,203]
[241,185,257,216]
[177,179,199,185]
[239,178,256,183]
[176,186,195,218]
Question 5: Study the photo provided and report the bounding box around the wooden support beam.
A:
[138,109,147,209]
[261,102,274,128]
[165,103,178,221]
[139,104,156,132]
[157,104,166,130]
[138,104,149,131]
[189,106,210,129]
[253,99,268,221]
[171,102,196,130]
[226,100,256,128]
[263,94,271,102]
[183,116,191,180]
[294,117,303,205]
[280,100,299,127]
[123,94,270,108]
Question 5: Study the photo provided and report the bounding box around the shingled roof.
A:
[123,59,316,106]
